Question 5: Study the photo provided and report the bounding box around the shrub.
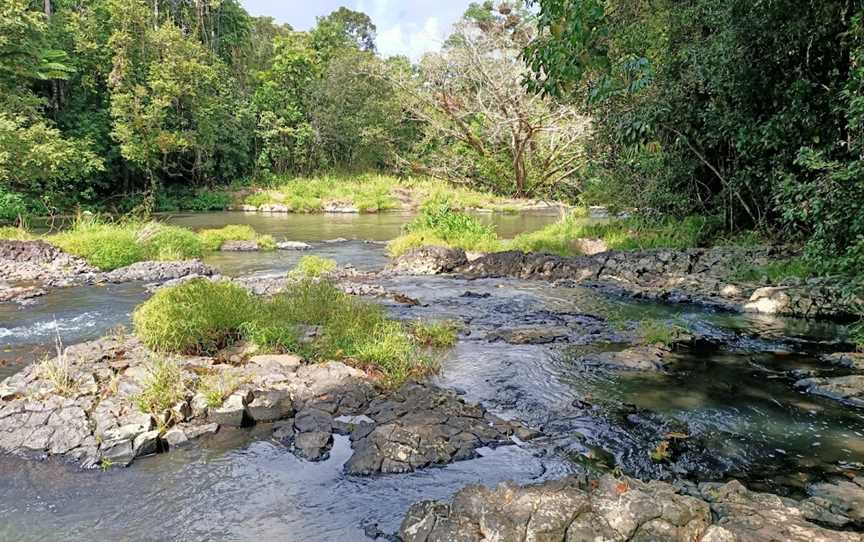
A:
[134,357,187,420]
[133,279,255,354]
[289,255,337,278]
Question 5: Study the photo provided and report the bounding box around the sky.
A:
[240,0,471,60]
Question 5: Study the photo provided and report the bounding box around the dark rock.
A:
[795,375,864,408]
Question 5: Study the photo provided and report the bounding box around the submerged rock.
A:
[577,345,674,371]
[487,326,572,345]
[399,474,864,542]
[345,381,534,475]
[795,375,864,408]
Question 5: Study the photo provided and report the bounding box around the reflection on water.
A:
[164,209,568,242]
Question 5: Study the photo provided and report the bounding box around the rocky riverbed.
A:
[392,246,863,319]
[0,335,534,472]
[2,235,864,540]
[398,473,864,542]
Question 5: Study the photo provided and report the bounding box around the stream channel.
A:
[1,210,861,541]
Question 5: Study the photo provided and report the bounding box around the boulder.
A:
[276,241,311,251]
[209,391,252,427]
[247,390,294,422]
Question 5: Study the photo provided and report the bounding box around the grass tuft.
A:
[388,198,500,257]
[133,279,256,354]
[134,357,187,420]
[197,224,275,251]
[289,255,337,278]
[410,320,462,348]
[197,370,244,407]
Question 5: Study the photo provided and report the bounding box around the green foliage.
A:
[197,370,244,408]
[731,258,820,284]
[133,357,188,418]
[637,319,688,347]
[132,277,445,386]
[48,218,205,270]
[410,320,462,348]
[290,256,337,278]
[0,225,34,240]
[389,198,500,256]
[197,224,274,251]
[133,279,256,354]
[528,0,864,273]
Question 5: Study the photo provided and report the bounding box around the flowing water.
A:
[1,211,862,540]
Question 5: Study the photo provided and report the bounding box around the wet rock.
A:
[805,478,864,527]
[399,475,711,542]
[276,241,311,251]
[163,427,189,447]
[133,430,160,457]
[247,390,294,422]
[346,382,530,475]
[578,345,674,371]
[182,422,218,440]
[487,326,571,345]
[822,352,864,372]
[219,240,259,251]
[389,247,468,275]
[0,284,46,304]
[293,430,333,461]
[209,391,252,427]
[96,260,217,285]
[0,240,95,283]
[795,375,864,408]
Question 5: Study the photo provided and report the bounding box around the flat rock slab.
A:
[795,375,864,408]
[399,475,864,542]
[577,345,674,371]
[487,326,572,345]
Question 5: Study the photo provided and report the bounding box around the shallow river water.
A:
[1,211,862,541]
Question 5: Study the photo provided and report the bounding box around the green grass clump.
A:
[197,370,244,407]
[388,198,501,257]
[731,257,819,283]
[137,223,204,261]
[197,224,275,251]
[289,255,337,278]
[244,174,401,213]
[134,357,188,419]
[48,217,205,270]
[38,355,78,396]
[133,279,256,354]
[131,276,455,387]
[410,320,462,348]
[637,319,689,346]
[0,225,35,240]
[267,279,438,386]
[508,213,716,257]
[51,220,144,271]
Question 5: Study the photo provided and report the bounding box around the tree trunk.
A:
[43,0,61,112]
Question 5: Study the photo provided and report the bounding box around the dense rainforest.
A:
[1,0,863,273]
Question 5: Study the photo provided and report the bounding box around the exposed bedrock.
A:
[399,474,864,542]
[390,246,862,319]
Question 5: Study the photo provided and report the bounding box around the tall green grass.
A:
[132,274,454,386]
[388,197,501,256]
[242,174,527,213]
[197,224,276,251]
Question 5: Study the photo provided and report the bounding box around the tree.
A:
[395,2,588,197]
[315,7,377,53]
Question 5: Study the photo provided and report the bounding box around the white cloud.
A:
[241,0,468,59]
